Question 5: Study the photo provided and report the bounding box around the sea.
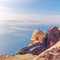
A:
[0,20,60,55]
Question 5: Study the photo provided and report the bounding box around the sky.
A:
[0,0,60,35]
[0,0,60,54]
[0,0,60,22]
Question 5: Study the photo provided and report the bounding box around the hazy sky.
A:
[0,0,60,22]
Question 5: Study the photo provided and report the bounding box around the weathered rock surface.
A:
[43,27,60,47]
[16,26,60,55]
[30,29,45,45]
[34,41,60,60]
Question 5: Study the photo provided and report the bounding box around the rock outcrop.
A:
[0,26,60,60]
[16,26,60,55]
[30,29,45,45]
[43,27,60,47]
[34,41,60,60]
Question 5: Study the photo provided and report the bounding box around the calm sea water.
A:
[0,20,59,55]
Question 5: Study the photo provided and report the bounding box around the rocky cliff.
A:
[0,26,60,60]
[16,26,60,55]
[34,41,60,60]
[43,26,60,47]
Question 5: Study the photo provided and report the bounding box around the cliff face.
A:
[0,26,60,60]
[34,41,60,60]
[16,26,60,55]
[16,29,45,55]
[43,27,60,47]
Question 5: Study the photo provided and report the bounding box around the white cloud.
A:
[0,6,10,13]
[0,12,60,24]
[0,6,9,10]
[0,6,60,25]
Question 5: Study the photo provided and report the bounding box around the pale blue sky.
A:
[0,0,60,14]
[0,0,60,21]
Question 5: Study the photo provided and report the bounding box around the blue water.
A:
[0,20,60,55]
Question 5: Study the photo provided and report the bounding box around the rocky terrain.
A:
[34,41,60,60]
[0,26,60,60]
[16,26,60,55]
